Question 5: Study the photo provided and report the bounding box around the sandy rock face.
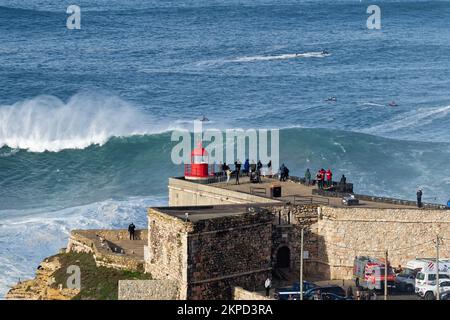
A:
[6,256,79,300]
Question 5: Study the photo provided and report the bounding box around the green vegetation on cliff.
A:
[52,252,152,300]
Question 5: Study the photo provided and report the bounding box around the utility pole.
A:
[436,235,440,301]
[384,250,388,300]
[300,228,304,300]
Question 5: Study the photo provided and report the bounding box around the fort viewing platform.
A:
[211,176,421,210]
[170,174,446,210]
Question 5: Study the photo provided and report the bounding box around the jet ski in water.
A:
[325,96,337,102]
[321,50,330,55]
[199,115,210,122]
[388,101,398,107]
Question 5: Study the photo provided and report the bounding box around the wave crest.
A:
[0,93,152,152]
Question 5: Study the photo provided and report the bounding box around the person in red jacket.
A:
[326,169,333,188]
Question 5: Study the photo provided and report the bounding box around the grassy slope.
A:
[52,252,152,300]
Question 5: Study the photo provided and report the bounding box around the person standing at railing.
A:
[416,189,423,208]
[243,159,250,176]
[128,223,136,240]
[226,168,232,183]
[305,168,311,186]
[316,170,323,189]
[235,160,241,185]
[326,168,333,188]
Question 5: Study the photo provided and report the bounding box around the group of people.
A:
[304,168,347,190]
[218,159,272,185]
[304,168,333,189]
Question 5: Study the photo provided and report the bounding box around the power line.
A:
[319,239,435,254]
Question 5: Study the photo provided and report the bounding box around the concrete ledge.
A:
[233,287,274,300]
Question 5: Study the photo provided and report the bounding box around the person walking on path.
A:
[416,189,423,208]
[264,277,272,297]
[305,168,311,186]
[128,223,136,240]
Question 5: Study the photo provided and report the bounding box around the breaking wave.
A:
[0,93,163,152]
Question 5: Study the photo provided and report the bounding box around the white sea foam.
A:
[363,104,450,135]
[0,196,167,299]
[229,52,329,63]
[0,93,168,152]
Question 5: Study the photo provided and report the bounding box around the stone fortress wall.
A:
[67,229,147,271]
[168,177,279,206]
[317,206,450,279]
[145,206,274,299]
[168,178,450,282]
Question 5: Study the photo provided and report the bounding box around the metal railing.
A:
[250,187,267,197]
[291,195,330,205]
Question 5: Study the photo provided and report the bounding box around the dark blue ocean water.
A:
[0,0,450,296]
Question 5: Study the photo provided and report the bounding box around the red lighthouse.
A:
[184,144,213,181]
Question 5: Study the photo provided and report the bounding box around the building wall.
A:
[186,209,273,299]
[318,207,450,279]
[145,209,191,299]
[118,280,179,300]
[269,205,321,277]
[168,178,279,206]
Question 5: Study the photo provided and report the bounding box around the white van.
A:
[415,259,450,299]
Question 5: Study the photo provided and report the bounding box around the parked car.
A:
[319,292,353,301]
[304,285,346,300]
[274,281,318,300]
[416,278,450,300]
[395,268,420,292]
[441,291,450,300]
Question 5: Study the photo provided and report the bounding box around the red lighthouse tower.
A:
[184,144,212,181]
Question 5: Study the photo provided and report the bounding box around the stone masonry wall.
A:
[168,177,279,206]
[67,230,146,271]
[318,207,450,279]
[269,205,320,277]
[145,208,191,299]
[118,280,179,300]
[187,209,273,300]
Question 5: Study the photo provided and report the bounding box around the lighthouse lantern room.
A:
[184,144,213,181]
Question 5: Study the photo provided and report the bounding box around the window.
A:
[429,274,449,281]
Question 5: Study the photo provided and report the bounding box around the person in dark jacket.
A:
[417,189,423,208]
[257,160,263,173]
[243,159,250,175]
[316,171,323,189]
[128,223,136,240]
[235,160,241,185]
